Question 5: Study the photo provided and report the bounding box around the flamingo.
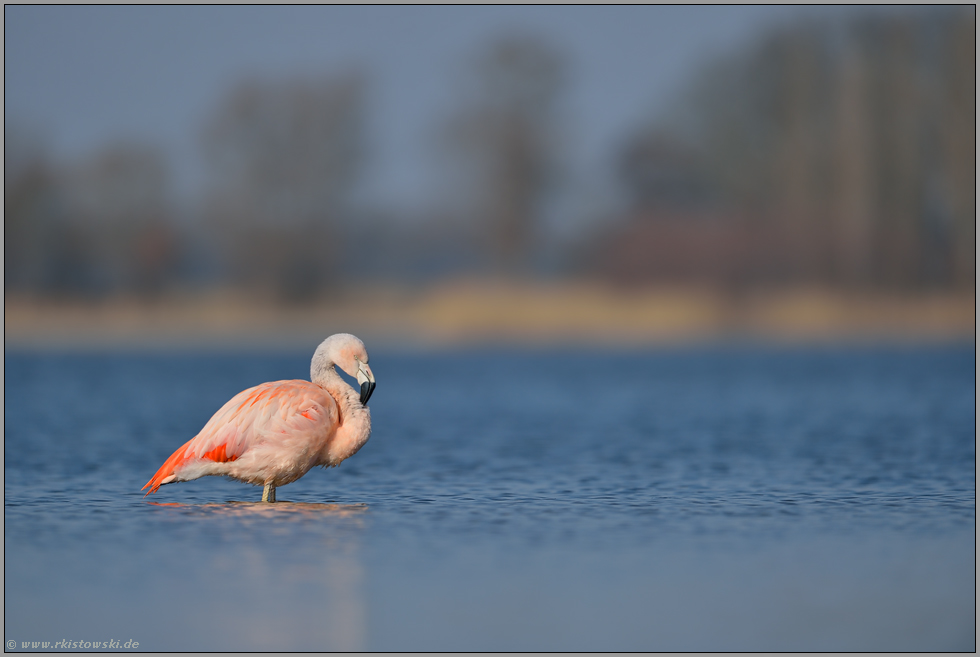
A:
[143,333,376,502]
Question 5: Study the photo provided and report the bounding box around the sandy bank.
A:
[5,281,975,350]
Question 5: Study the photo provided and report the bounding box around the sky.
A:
[5,6,875,216]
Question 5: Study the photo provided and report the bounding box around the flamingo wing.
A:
[142,380,338,495]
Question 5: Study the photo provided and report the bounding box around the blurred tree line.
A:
[603,8,974,290]
[201,73,365,300]
[5,8,974,301]
[6,137,176,297]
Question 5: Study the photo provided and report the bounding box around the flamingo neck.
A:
[313,365,372,465]
[313,365,358,409]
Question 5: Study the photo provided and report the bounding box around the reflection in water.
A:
[145,500,369,519]
[137,501,370,650]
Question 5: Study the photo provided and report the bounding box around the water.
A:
[4,345,975,651]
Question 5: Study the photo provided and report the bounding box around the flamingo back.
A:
[143,380,339,494]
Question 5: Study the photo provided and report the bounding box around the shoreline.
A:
[4,282,975,350]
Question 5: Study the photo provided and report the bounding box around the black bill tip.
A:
[360,380,376,406]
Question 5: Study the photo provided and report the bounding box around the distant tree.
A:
[617,130,717,211]
[59,144,177,296]
[634,7,975,289]
[4,126,63,294]
[442,35,565,274]
[5,129,177,298]
[201,73,366,300]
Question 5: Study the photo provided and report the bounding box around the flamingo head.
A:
[312,333,376,405]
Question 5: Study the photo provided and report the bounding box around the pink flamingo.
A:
[143,333,376,502]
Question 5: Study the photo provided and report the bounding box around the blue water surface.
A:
[4,344,976,650]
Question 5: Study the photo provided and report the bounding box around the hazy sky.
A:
[6,6,868,214]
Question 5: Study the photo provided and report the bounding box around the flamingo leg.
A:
[262,483,277,503]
